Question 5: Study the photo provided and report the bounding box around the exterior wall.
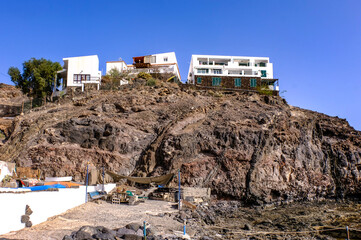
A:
[152,52,177,65]
[147,52,180,80]
[194,75,262,90]
[107,52,181,81]
[188,55,275,88]
[0,184,115,235]
[63,55,102,88]
[106,61,128,74]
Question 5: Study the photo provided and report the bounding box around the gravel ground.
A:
[0,200,183,240]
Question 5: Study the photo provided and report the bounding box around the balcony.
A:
[73,76,101,85]
[134,63,151,68]
[227,71,259,76]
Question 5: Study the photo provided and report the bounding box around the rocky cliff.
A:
[0,82,360,204]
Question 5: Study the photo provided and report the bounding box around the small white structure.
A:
[106,52,181,81]
[0,161,15,182]
[106,60,128,74]
[60,55,102,91]
[187,54,278,91]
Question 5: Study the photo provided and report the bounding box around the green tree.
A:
[108,68,122,79]
[8,58,62,99]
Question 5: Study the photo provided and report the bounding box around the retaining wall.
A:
[0,184,115,235]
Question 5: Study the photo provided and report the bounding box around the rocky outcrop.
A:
[0,83,360,203]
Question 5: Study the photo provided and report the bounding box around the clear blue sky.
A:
[0,0,360,130]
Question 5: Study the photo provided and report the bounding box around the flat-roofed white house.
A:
[59,55,102,91]
[106,60,128,74]
[106,52,181,82]
[187,54,278,92]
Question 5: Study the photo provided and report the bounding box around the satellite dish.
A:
[118,57,123,61]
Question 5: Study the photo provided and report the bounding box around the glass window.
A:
[164,57,168,62]
[213,69,222,74]
[212,77,221,86]
[197,68,209,74]
[197,77,202,84]
[261,70,267,77]
[250,78,257,87]
[234,78,241,87]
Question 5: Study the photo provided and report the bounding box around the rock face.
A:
[0,83,360,204]
[0,83,28,139]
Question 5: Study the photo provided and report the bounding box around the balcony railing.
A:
[198,62,268,67]
[74,77,101,84]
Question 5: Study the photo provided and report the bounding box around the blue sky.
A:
[0,0,360,130]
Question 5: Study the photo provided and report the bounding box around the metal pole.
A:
[143,221,146,240]
[102,165,105,192]
[346,226,350,240]
[178,169,181,210]
[85,162,89,203]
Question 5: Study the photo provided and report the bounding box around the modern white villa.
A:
[187,54,278,92]
[106,52,181,81]
[59,55,102,91]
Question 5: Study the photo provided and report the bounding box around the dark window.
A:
[212,77,221,86]
[73,74,90,84]
[234,78,241,87]
[197,77,202,84]
[261,70,267,77]
[250,78,257,87]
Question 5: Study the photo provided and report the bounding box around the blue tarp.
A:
[23,184,66,191]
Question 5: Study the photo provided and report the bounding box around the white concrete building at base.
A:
[60,55,102,91]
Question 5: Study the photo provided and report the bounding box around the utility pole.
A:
[178,169,181,210]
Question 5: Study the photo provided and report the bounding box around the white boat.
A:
[45,176,72,182]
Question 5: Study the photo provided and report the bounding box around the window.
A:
[234,78,241,87]
[250,78,257,87]
[197,77,202,84]
[197,68,209,74]
[261,70,267,77]
[212,77,221,86]
[73,74,90,84]
[259,62,266,67]
[213,69,222,74]
[163,57,168,62]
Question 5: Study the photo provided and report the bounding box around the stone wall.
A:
[194,75,261,90]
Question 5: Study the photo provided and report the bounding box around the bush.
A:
[146,78,157,86]
[256,84,274,96]
[137,72,152,80]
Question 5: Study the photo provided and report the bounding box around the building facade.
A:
[106,52,181,81]
[187,55,278,92]
[60,55,102,91]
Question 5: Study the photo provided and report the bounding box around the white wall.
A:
[63,55,102,87]
[0,161,13,182]
[153,52,177,65]
[106,61,128,74]
[0,184,115,235]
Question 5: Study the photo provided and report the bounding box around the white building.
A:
[60,55,102,91]
[105,60,128,74]
[187,55,278,91]
[106,52,181,81]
